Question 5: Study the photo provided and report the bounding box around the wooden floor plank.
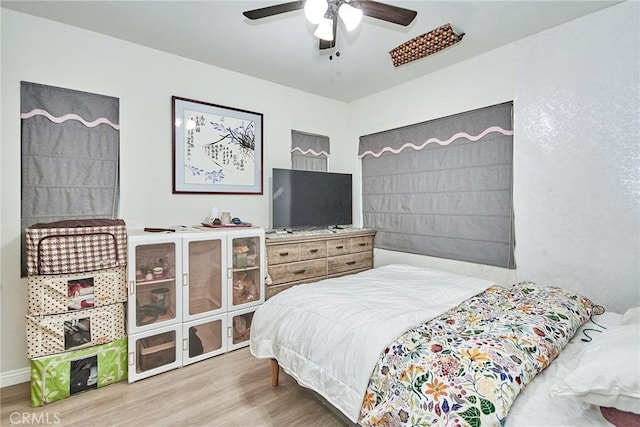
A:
[1,348,350,426]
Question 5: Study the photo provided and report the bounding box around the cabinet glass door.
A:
[228,307,256,351]
[131,240,180,333]
[184,236,225,322]
[183,315,227,365]
[230,234,263,310]
[128,324,181,382]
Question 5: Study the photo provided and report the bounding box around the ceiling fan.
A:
[243,0,417,50]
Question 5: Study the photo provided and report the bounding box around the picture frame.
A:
[172,96,263,194]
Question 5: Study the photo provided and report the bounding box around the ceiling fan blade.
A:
[319,16,338,50]
[243,1,305,20]
[356,0,417,26]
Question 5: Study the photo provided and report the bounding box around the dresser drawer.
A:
[350,236,374,253]
[265,277,326,300]
[268,259,327,285]
[328,252,373,275]
[326,238,351,257]
[265,282,296,300]
[267,243,300,265]
[299,241,327,260]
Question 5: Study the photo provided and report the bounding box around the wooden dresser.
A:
[265,229,376,299]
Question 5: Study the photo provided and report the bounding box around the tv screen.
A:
[272,168,352,229]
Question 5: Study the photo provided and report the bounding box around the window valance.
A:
[291,130,330,157]
[358,103,512,159]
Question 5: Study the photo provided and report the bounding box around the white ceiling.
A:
[1,0,621,102]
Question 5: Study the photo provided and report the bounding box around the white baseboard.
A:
[1,367,30,388]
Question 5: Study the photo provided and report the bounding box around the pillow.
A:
[550,322,640,414]
[622,306,640,325]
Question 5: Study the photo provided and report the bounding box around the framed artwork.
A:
[172,96,263,194]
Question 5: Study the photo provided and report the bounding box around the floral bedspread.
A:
[359,283,594,427]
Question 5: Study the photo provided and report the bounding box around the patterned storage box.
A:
[26,303,126,359]
[30,337,127,407]
[25,219,127,276]
[27,267,127,316]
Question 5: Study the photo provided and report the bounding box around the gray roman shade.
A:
[21,81,120,274]
[291,130,330,171]
[359,102,515,268]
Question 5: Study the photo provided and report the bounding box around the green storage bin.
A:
[30,337,127,406]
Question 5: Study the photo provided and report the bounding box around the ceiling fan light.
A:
[304,0,328,25]
[338,3,362,32]
[314,17,334,41]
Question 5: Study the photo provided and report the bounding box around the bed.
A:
[250,264,640,426]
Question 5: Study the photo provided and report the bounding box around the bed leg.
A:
[270,359,279,386]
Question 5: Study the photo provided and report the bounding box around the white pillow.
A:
[550,322,640,414]
[622,306,640,325]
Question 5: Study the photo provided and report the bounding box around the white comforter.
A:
[250,264,494,422]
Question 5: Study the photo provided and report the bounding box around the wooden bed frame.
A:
[271,359,280,386]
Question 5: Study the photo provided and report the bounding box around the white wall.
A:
[0,9,350,380]
[513,2,639,314]
[351,1,639,312]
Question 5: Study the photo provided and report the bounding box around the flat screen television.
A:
[272,168,353,230]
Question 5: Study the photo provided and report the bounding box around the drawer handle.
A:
[358,243,367,247]
[309,249,319,253]
[278,252,290,256]
[346,261,356,265]
[293,269,306,274]
[335,245,345,249]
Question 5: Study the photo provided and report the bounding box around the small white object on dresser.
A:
[126,227,265,382]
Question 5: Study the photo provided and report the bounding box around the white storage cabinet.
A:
[127,228,264,382]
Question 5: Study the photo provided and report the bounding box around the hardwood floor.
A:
[1,348,351,426]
